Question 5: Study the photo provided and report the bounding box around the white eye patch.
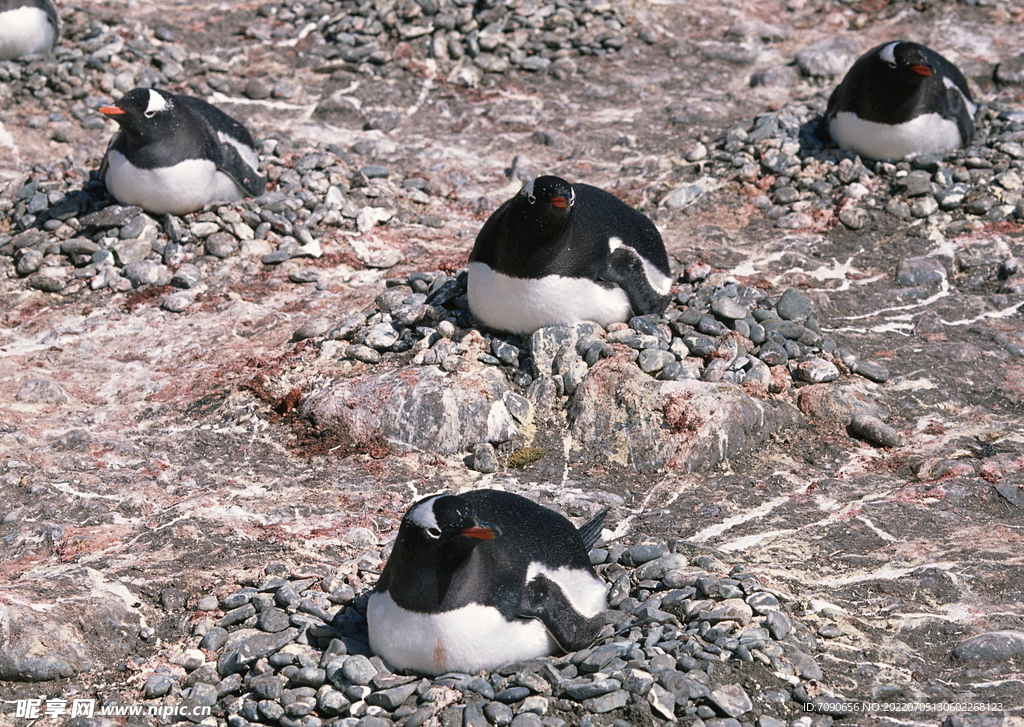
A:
[407,495,443,532]
[522,178,536,204]
[879,41,899,67]
[145,89,169,117]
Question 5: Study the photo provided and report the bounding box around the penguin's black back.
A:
[458,490,596,619]
[826,41,973,128]
[176,94,259,150]
[470,182,670,282]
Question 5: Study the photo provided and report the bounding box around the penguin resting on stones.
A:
[98,88,266,216]
[467,175,674,336]
[367,489,609,676]
[825,40,976,161]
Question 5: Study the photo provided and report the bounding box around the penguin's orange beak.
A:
[98,105,126,116]
[461,523,499,540]
[550,196,569,209]
[910,64,933,77]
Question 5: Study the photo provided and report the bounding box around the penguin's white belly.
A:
[0,7,54,60]
[829,111,963,161]
[367,592,557,676]
[102,150,245,216]
[467,261,632,336]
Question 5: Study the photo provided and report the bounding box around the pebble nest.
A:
[252,0,638,82]
[309,264,888,393]
[683,98,1024,235]
[150,526,829,727]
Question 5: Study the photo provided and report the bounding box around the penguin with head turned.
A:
[467,175,675,337]
[367,489,609,676]
[825,40,976,161]
[98,88,266,216]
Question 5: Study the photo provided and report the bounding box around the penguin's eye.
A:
[886,61,897,69]
[144,110,157,118]
[526,193,536,204]
[426,527,441,538]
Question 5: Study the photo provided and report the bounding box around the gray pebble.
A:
[365,323,400,350]
[472,442,499,473]
[952,630,1024,661]
[346,345,382,364]
[620,543,669,567]
[341,654,378,685]
[317,686,350,715]
[293,667,327,688]
[366,680,418,710]
[707,684,753,718]
[495,687,531,703]
[774,289,813,322]
[258,607,291,632]
[795,358,839,384]
[162,292,193,313]
[896,257,945,285]
[289,267,321,284]
[122,260,167,287]
[564,679,621,700]
[217,603,257,628]
[849,360,889,383]
[144,673,175,698]
[711,298,749,321]
[637,348,675,374]
[485,701,514,726]
[765,610,791,640]
[579,690,629,714]
[849,414,901,448]
[292,319,332,342]
[205,232,238,258]
[170,263,201,289]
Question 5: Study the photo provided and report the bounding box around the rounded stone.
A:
[204,232,238,258]
[952,630,1024,661]
[144,674,175,698]
[472,442,499,473]
[774,289,813,322]
[795,358,840,384]
[711,297,749,321]
[340,654,377,685]
[849,414,902,448]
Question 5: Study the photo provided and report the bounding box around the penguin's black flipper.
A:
[599,246,672,318]
[944,84,976,149]
[516,573,604,652]
[576,509,609,552]
[216,141,267,197]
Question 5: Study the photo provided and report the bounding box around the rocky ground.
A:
[2,0,1024,726]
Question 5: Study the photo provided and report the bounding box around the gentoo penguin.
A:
[367,489,609,676]
[825,40,976,161]
[467,175,674,336]
[98,88,266,216]
[0,0,60,60]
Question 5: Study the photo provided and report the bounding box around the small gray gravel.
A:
[161,535,834,727]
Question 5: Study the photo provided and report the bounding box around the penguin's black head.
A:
[873,41,938,82]
[520,176,575,216]
[98,88,176,143]
[402,494,501,548]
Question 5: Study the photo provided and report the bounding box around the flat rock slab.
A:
[304,356,791,472]
[0,574,142,681]
[301,365,519,456]
[568,358,786,472]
